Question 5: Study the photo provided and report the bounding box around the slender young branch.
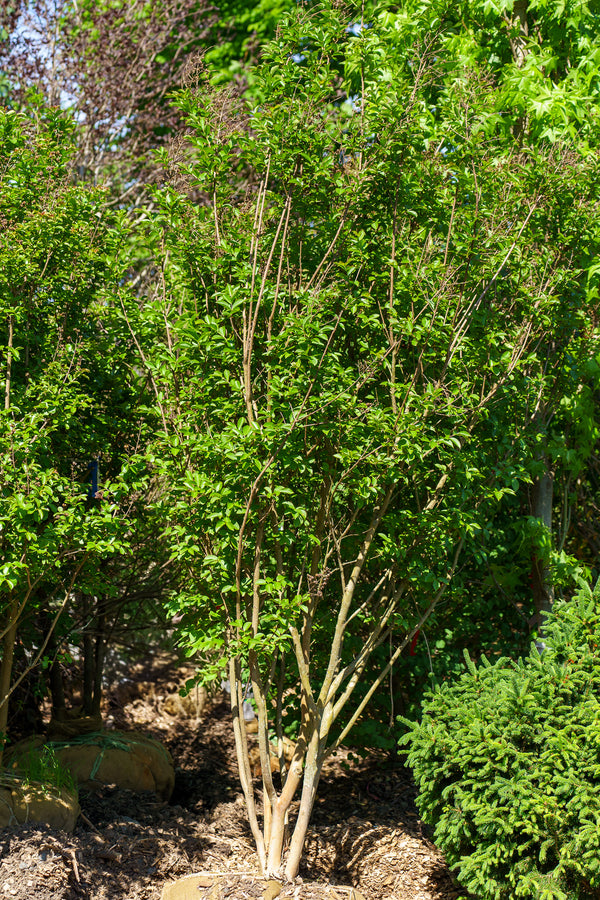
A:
[345,567,395,628]
[307,214,347,289]
[326,538,464,754]
[444,182,459,268]
[248,650,276,809]
[4,557,89,709]
[436,199,539,387]
[244,178,291,425]
[251,519,266,633]
[289,626,317,716]
[326,578,405,711]
[301,475,333,660]
[5,314,13,411]
[249,160,271,300]
[234,317,344,607]
[317,485,395,706]
[275,650,289,781]
[0,569,48,645]
[119,295,170,436]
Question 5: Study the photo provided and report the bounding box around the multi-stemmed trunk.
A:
[227,490,464,879]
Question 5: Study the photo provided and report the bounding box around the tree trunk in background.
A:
[82,594,95,716]
[92,606,106,716]
[42,610,67,718]
[0,593,19,767]
[531,461,554,632]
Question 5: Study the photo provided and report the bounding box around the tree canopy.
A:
[0,0,599,882]
[118,0,600,875]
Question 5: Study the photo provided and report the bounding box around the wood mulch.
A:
[0,656,459,900]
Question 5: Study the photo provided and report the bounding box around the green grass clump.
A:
[5,745,77,796]
[401,577,600,900]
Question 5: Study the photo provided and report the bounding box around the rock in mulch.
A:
[0,776,79,831]
[162,872,368,900]
[7,731,175,801]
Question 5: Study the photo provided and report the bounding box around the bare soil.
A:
[0,657,459,900]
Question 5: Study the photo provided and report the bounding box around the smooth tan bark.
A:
[265,740,304,874]
[229,656,267,872]
[284,726,323,880]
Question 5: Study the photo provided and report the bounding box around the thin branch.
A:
[326,538,464,754]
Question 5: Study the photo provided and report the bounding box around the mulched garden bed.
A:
[0,656,459,900]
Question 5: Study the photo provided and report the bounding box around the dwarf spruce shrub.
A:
[401,578,600,900]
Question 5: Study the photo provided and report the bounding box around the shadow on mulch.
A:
[299,756,425,875]
[0,652,459,900]
[168,703,241,814]
[158,698,454,896]
[79,784,210,870]
[314,755,424,833]
[0,795,207,900]
[427,860,465,899]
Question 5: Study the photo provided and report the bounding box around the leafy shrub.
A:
[400,578,600,900]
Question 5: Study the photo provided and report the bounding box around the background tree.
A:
[405,0,600,585]
[0,104,155,758]
[1,0,215,207]
[204,0,295,88]
[0,0,297,209]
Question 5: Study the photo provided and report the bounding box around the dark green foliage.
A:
[0,106,167,747]
[401,578,600,900]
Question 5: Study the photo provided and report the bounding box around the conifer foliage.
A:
[402,578,600,900]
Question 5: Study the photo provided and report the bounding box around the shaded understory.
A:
[0,657,459,900]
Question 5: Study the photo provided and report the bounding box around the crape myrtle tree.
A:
[125,2,600,878]
[0,105,150,760]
